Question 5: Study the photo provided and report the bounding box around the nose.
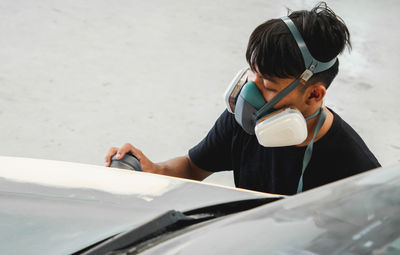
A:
[248,71,264,89]
[254,73,264,86]
[248,70,272,101]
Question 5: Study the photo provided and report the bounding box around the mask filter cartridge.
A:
[255,108,308,147]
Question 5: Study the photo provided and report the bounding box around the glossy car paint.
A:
[140,165,399,255]
[0,156,277,255]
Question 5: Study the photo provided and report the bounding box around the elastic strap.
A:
[305,107,322,121]
[281,17,337,73]
[297,107,326,193]
[255,79,300,118]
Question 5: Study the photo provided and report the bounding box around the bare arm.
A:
[154,155,212,181]
[105,143,212,181]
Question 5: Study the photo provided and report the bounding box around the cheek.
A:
[272,92,303,110]
[272,98,290,109]
[261,91,274,102]
[289,95,307,112]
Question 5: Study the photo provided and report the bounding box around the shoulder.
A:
[218,109,238,127]
[320,108,368,147]
[315,108,380,173]
[329,109,373,152]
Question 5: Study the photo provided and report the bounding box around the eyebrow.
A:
[261,74,277,83]
[259,74,279,92]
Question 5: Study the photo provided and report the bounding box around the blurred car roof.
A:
[140,164,399,255]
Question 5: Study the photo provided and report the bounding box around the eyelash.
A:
[264,87,277,93]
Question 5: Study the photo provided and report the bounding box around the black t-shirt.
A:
[189,109,381,195]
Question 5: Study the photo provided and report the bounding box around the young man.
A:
[105,3,380,195]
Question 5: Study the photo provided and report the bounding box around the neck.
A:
[297,106,333,147]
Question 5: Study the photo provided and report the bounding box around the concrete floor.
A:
[0,0,399,187]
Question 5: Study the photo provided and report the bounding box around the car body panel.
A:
[0,156,277,255]
[140,165,399,255]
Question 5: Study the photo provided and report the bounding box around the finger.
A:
[105,147,119,167]
[123,144,144,161]
[116,143,134,160]
[124,145,146,163]
[131,147,145,161]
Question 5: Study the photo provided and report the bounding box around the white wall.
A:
[0,0,398,187]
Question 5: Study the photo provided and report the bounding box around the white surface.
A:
[0,0,399,187]
[0,156,182,198]
[0,156,274,197]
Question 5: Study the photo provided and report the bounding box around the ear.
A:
[304,83,326,105]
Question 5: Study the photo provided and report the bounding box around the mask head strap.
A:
[254,16,337,120]
[281,16,337,74]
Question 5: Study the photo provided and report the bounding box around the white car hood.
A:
[0,156,276,254]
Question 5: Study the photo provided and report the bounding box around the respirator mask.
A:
[224,16,336,146]
[224,16,337,193]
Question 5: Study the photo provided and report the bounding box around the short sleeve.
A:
[188,110,236,172]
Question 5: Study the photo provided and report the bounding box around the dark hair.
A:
[246,2,351,89]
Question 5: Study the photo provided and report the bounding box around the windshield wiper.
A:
[78,197,283,255]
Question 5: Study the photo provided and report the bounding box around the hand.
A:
[104,143,156,171]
